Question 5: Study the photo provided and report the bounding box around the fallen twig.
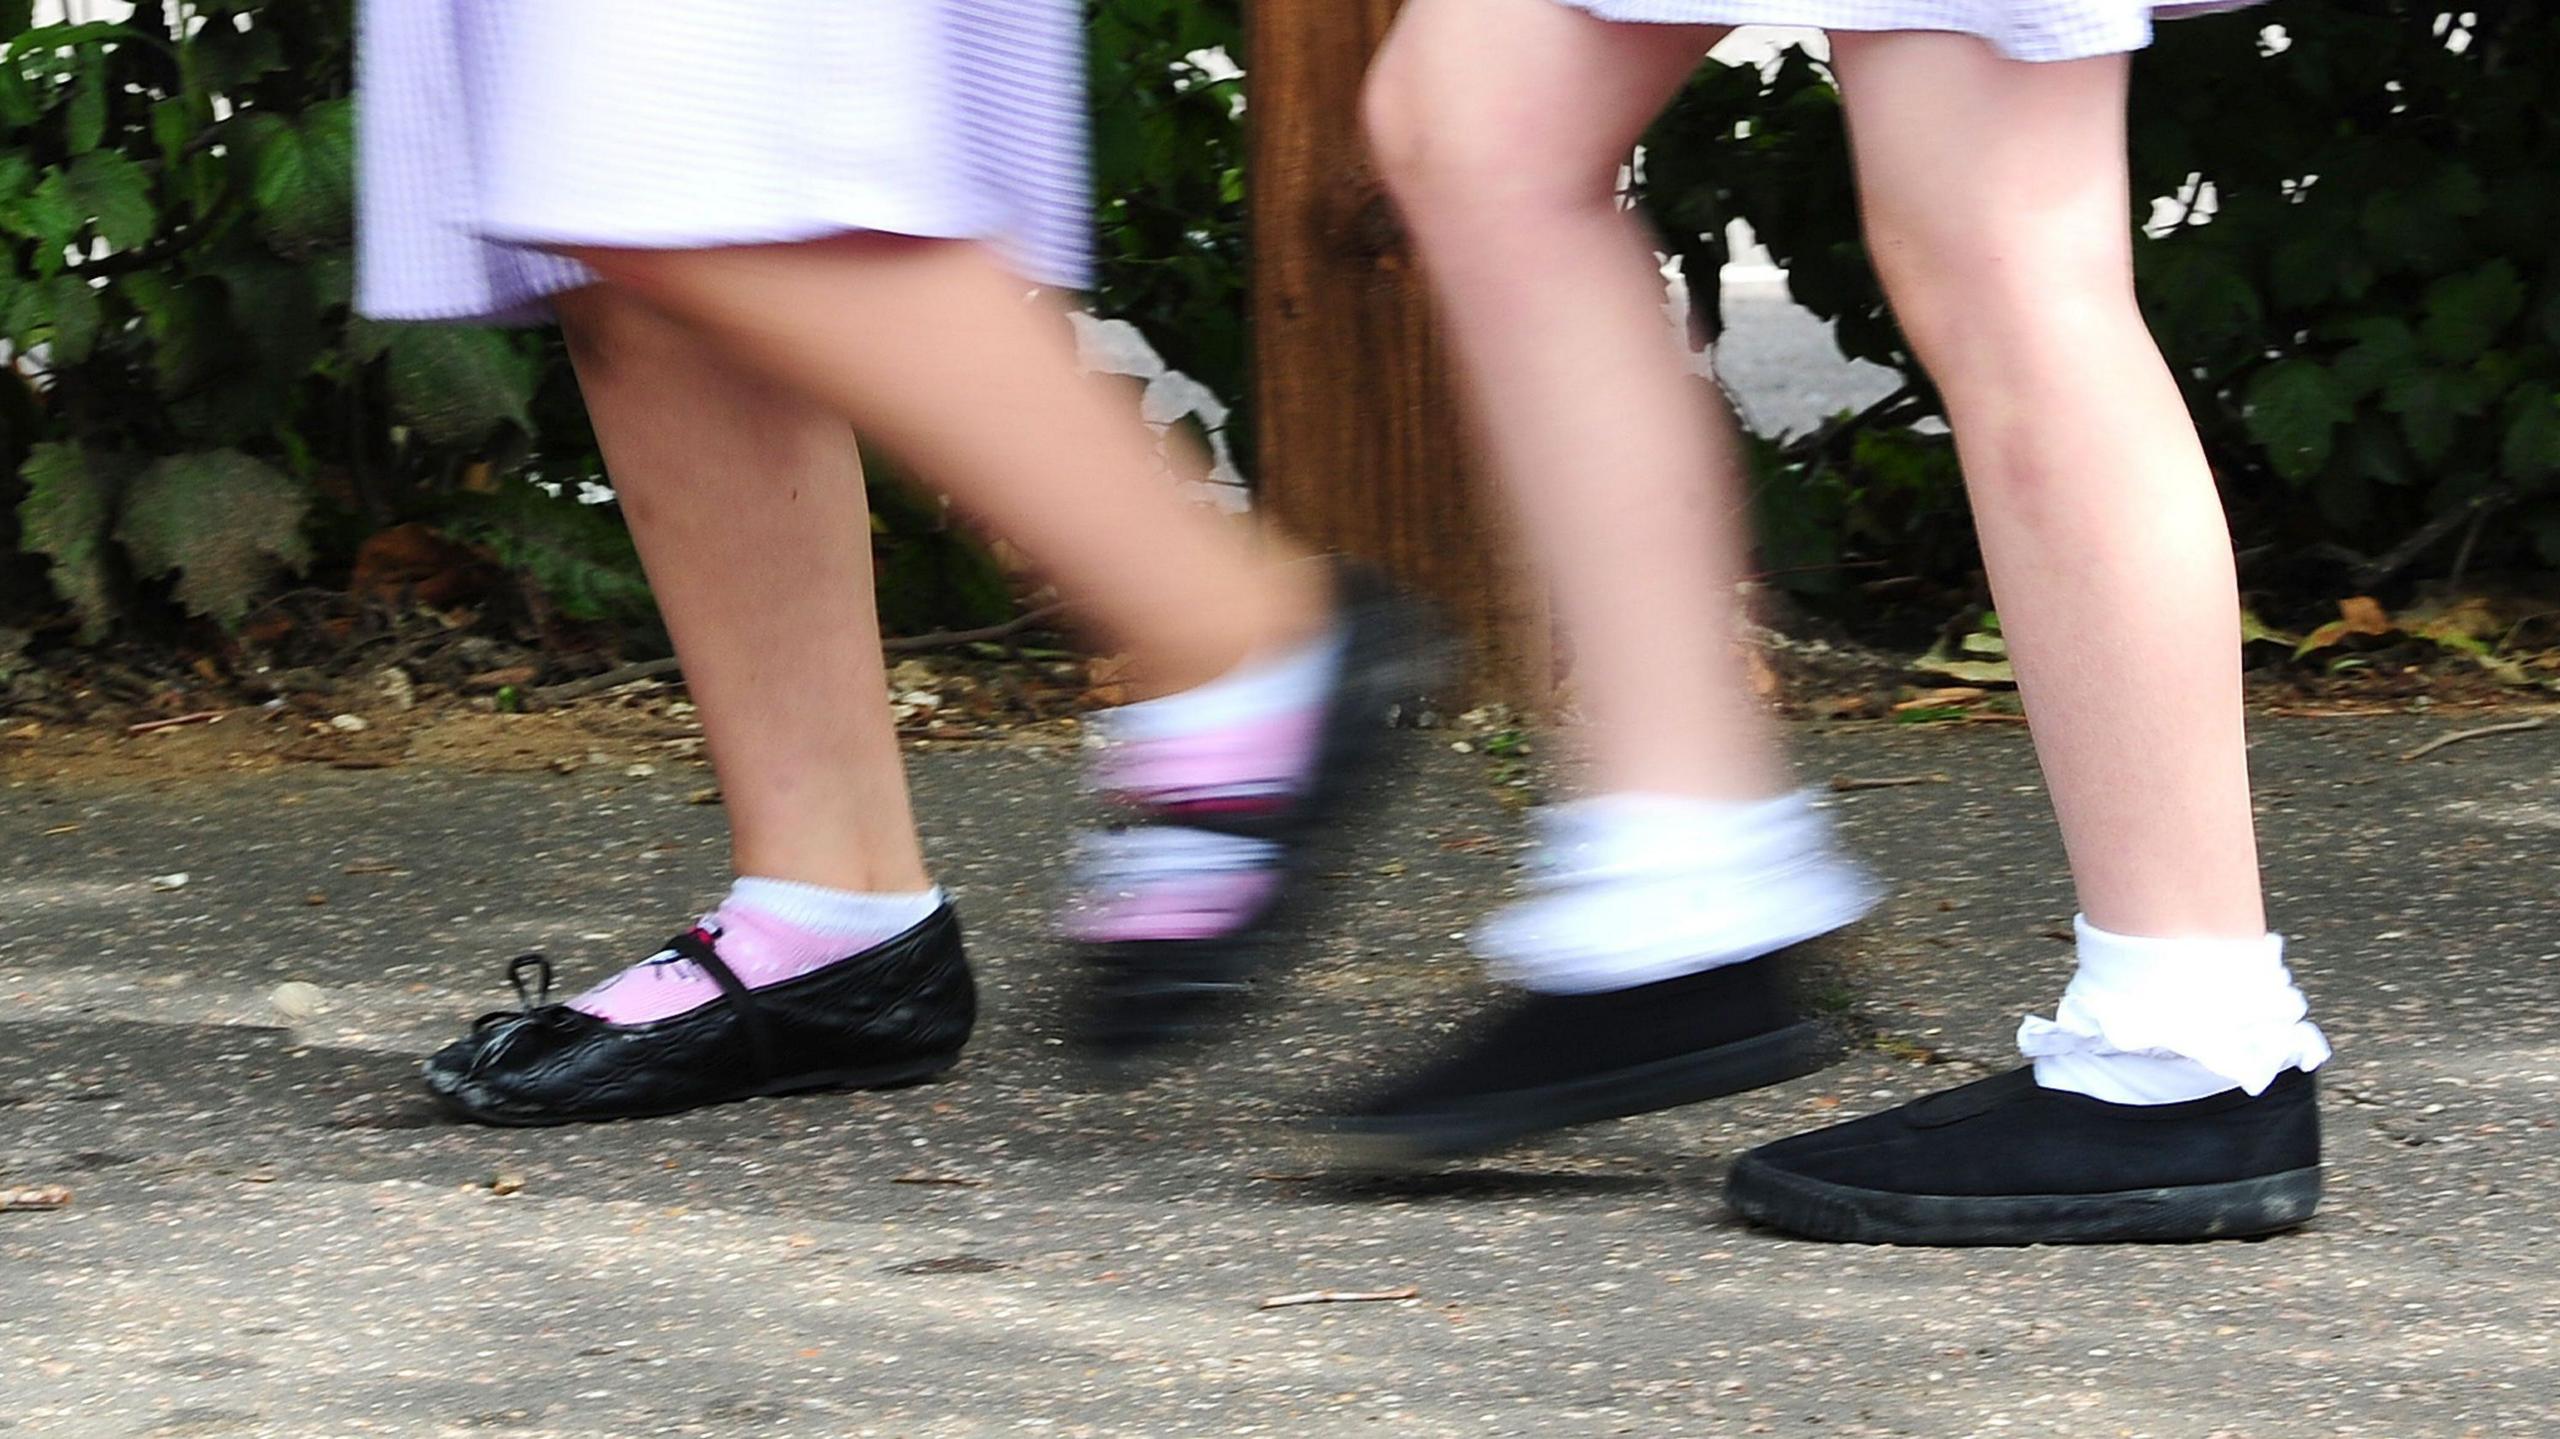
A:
[0,1185,71,1213]
[126,709,232,736]
[1828,773,1950,792]
[533,603,1075,705]
[532,657,683,704]
[2399,717,2549,762]
[1258,1286,1419,1310]
[891,1171,986,1188]
[884,601,1068,655]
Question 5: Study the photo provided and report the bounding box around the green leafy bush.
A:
[1,0,554,641]
[1089,0,1246,417]
[15,1,2540,659]
[1639,5,2560,594]
[2,0,1247,651]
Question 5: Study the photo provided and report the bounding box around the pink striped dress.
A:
[356,1,1091,325]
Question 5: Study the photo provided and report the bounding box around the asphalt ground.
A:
[3,714,2554,1436]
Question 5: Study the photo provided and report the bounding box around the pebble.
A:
[270,982,326,1019]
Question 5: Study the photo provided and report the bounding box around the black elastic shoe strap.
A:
[670,932,778,1082]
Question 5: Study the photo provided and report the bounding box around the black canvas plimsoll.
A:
[1313,946,1834,1169]
[1724,1065,2322,1245]
[423,906,974,1127]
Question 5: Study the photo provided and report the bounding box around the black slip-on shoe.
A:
[1073,562,1445,1063]
[1725,1065,2322,1246]
[1313,945,1834,1169]
[423,906,974,1127]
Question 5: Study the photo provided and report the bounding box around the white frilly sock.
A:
[2019,915,2331,1105]
[1475,790,1878,994]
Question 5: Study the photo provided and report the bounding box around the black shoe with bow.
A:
[422,906,974,1126]
[1724,1065,2322,1245]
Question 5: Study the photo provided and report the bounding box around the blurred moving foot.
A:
[1314,943,1833,1169]
[1066,562,1442,1063]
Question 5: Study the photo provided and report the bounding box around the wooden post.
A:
[1247,1,1548,706]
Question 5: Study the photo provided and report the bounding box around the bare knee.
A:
[1361,44,1615,227]
[553,279,693,385]
[1865,211,2146,411]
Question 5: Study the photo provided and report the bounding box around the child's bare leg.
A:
[1829,32,2262,939]
[1724,31,2326,1247]
[560,236,1429,1059]
[1324,1,1875,1166]
[1366,0,1781,801]
[425,287,970,1124]
[554,286,927,894]
[564,237,1331,697]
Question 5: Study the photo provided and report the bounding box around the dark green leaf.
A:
[150,96,198,166]
[16,441,127,640]
[63,148,153,250]
[2532,510,2560,569]
[2382,368,2492,467]
[2501,389,2560,482]
[64,48,104,154]
[1,168,85,269]
[41,273,99,364]
[250,102,353,255]
[0,62,32,131]
[2244,359,2354,482]
[4,272,99,364]
[2330,318,2418,400]
[185,19,286,92]
[382,326,536,445]
[122,270,228,397]
[113,450,313,628]
[2420,261,2525,363]
[212,257,322,386]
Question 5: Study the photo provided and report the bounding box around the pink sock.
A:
[1069,627,1343,943]
[570,878,944,1026]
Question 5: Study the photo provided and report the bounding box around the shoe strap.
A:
[668,929,778,1081]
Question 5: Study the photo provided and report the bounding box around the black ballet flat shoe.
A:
[1724,1065,2322,1246]
[422,906,975,1127]
[1073,562,1446,1064]
[1312,945,1834,1169]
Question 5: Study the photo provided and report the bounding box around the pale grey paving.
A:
[1,716,2554,1437]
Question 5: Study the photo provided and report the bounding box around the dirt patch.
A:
[2,661,1092,791]
[6,602,2553,790]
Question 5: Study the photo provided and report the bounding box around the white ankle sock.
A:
[2019,915,2330,1105]
[722,876,946,939]
[570,877,945,1025]
[1100,626,1346,742]
[1475,790,1878,994]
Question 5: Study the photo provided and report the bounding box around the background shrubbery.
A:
[1638,4,2560,603]
[2,0,2550,667]
[0,0,1249,660]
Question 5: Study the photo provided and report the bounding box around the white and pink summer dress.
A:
[355,0,2257,326]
